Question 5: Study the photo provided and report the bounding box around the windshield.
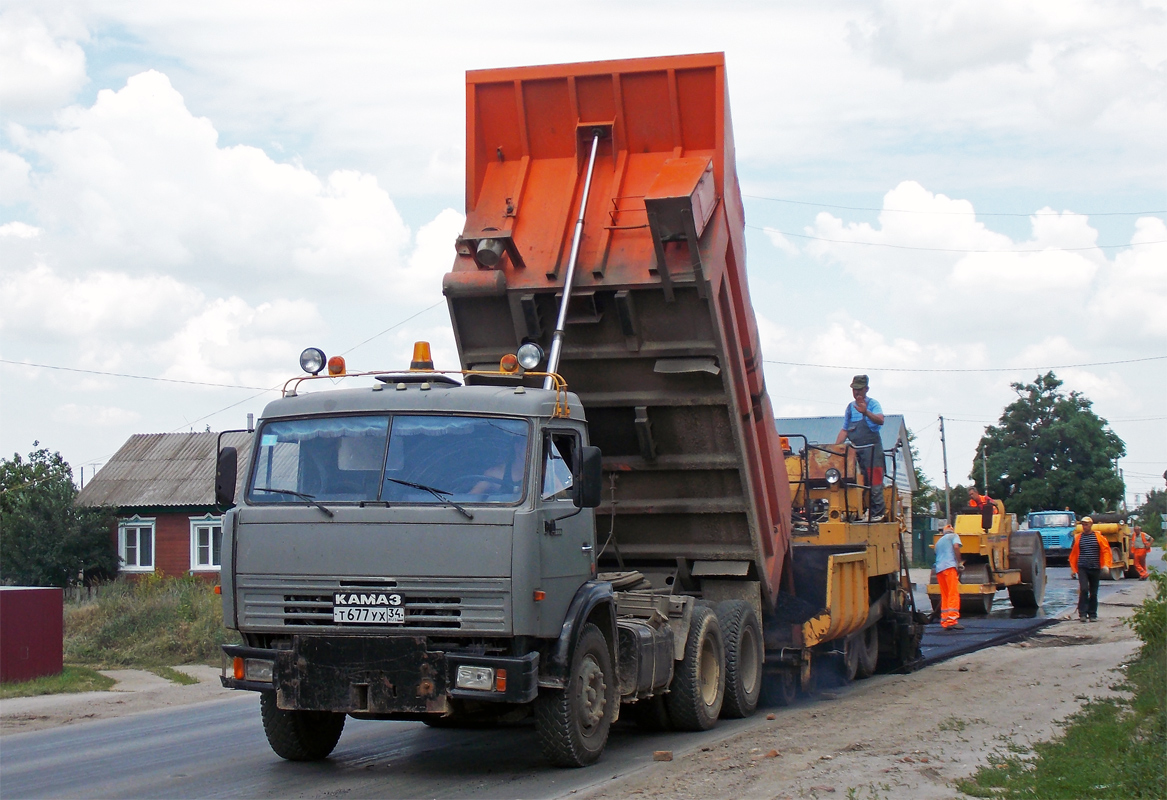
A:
[248,415,529,505]
[1030,513,1074,528]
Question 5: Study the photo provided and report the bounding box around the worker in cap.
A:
[968,486,997,532]
[835,374,886,520]
[933,523,964,630]
[1069,516,1112,621]
[1130,523,1153,581]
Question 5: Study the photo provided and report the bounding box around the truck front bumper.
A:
[220,638,539,713]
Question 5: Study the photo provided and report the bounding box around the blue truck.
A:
[1026,511,1077,563]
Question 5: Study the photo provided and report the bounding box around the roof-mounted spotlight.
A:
[516,342,544,371]
[475,238,506,268]
[300,347,326,375]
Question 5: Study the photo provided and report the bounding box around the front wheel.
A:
[666,605,725,731]
[260,692,345,761]
[534,622,615,767]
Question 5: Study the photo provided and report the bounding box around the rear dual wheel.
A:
[666,605,725,731]
[715,600,763,719]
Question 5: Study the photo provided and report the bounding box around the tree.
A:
[1134,488,1166,543]
[970,372,1125,518]
[0,445,119,587]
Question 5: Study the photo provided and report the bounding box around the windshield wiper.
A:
[383,478,474,520]
[252,488,334,518]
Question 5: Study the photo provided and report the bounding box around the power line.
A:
[743,194,1167,217]
[763,355,1166,373]
[0,359,269,390]
[747,224,1165,252]
[340,300,444,356]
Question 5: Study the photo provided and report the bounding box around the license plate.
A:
[333,591,404,625]
[333,606,405,624]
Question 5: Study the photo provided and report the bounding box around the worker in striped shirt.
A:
[1069,516,1112,622]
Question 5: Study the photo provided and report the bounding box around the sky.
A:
[2,0,1165,506]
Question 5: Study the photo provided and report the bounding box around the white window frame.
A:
[118,515,156,572]
[189,514,224,572]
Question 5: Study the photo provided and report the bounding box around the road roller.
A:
[927,499,1046,614]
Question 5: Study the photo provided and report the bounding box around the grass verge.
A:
[0,666,116,699]
[150,666,200,686]
[958,570,1167,798]
[65,574,240,668]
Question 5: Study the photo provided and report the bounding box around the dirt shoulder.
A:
[0,665,237,735]
[579,578,1151,800]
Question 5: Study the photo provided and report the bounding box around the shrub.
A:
[65,575,239,667]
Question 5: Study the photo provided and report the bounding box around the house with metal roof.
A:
[76,431,251,579]
[773,415,917,494]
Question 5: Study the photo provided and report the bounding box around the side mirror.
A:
[573,445,603,509]
[216,447,238,507]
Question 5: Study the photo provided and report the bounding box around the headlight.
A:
[517,342,544,370]
[455,665,494,691]
[244,658,274,682]
[300,347,326,375]
[825,467,842,485]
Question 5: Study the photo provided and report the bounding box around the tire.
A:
[629,693,672,731]
[1008,533,1046,609]
[856,624,879,679]
[715,600,763,719]
[1110,548,1125,581]
[534,622,615,767]
[762,668,798,707]
[840,633,860,683]
[260,692,345,761]
[665,605,725,731]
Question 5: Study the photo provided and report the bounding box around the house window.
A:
[119,517,155,571]
[190,515,223,571]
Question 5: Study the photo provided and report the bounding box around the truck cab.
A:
[1026,510,1077,562]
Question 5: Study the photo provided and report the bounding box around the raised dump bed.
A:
[443,53,792,610]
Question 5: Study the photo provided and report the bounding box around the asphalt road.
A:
[1,561,1155,800]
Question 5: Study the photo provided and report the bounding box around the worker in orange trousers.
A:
[1131,524,1153,580]
[934,523,964,630]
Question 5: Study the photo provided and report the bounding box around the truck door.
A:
[539,429,594,625]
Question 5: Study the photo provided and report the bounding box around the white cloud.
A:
[764,228,799,256]
[158,296,325,388]
[17,70,411,294]
[0,152,32,204]
[0,220,39,238]
[0,264,201,340]
[53,403,140,427]
[0,10,87,117]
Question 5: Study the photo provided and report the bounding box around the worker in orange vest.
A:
[967,487,996,531]
[1130,524,1153,581]
[933,523,964,630]
[1069,516,1113,622]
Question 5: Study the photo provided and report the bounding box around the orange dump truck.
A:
[216,53,922,771]
[444,52,922,726]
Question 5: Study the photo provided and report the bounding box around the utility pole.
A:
[981,442,989,492]
[939,415,951,523]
